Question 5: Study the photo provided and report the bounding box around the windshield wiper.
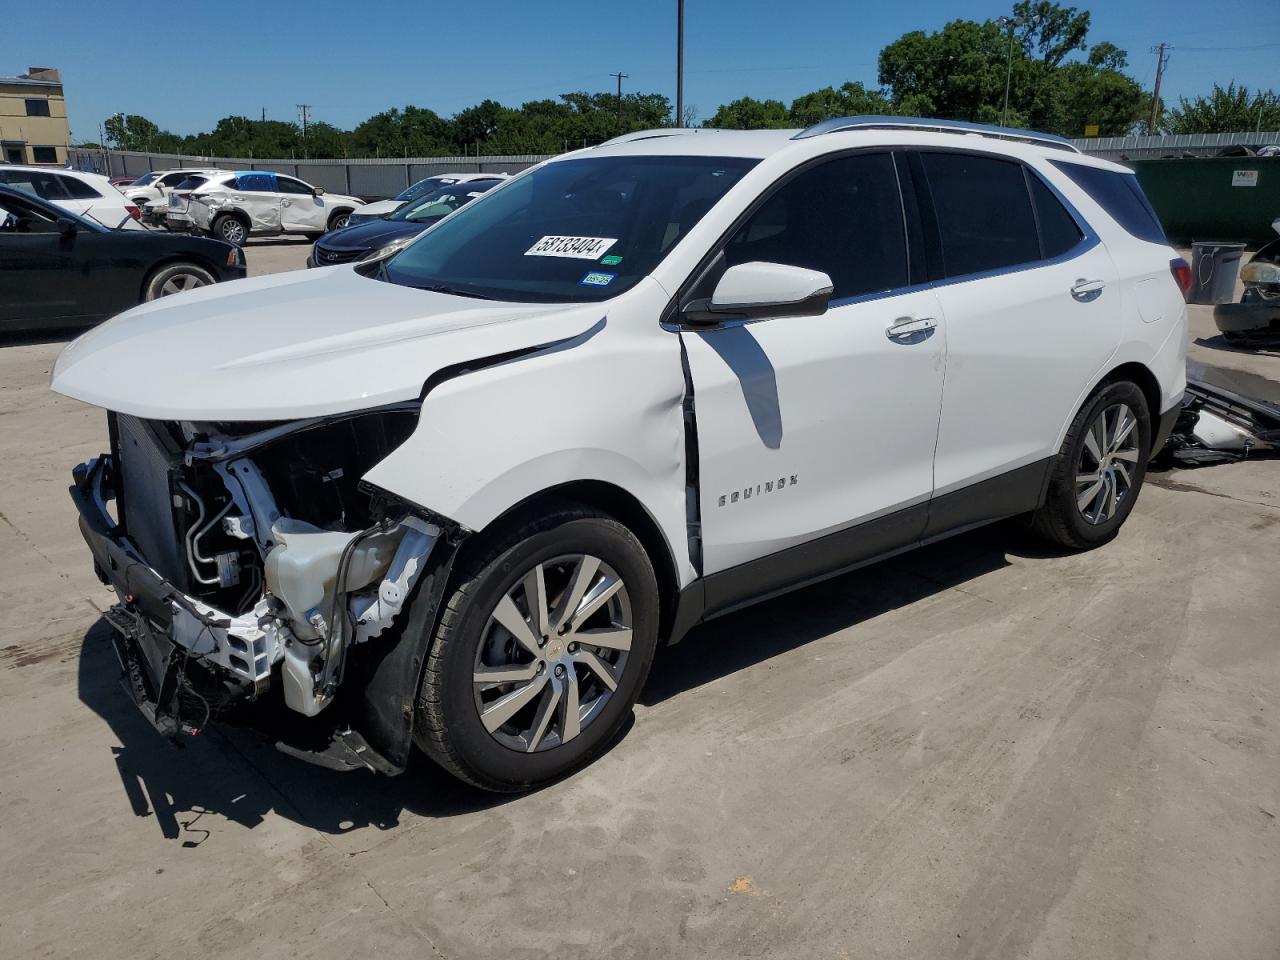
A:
[412,283,496,300]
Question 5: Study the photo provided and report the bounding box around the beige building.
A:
[1,67,70,166]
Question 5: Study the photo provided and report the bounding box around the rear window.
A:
[920,152,1041,278]
[1050,161,1166,244]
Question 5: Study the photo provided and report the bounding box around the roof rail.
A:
[597,128,706,148]
[791,116,1081,153]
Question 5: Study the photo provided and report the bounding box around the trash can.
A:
[1189,241,1247,304]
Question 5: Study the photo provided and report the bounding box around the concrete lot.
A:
[0,240,1277,960]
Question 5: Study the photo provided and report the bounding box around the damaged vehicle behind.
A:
[54,119,1190,792]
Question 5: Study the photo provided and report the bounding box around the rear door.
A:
[909,149,1119,518]
[681,151,946,608]
[230,172,281,233]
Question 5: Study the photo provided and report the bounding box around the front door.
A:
[276,176,329,232]
[0,192,95,327]
[681,152,946,612]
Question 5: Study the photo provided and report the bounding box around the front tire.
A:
[143,262,215,301]
[327,210,351,232]
[414,507,659,792]
[1031,380,1152,549]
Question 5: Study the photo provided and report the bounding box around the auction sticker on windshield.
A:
[525,235,618,259]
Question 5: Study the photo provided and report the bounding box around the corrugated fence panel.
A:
[350,164,412,198]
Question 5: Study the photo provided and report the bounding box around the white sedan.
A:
[186,171,365,245]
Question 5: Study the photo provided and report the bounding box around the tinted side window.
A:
[1028,174,1083,258]
[725,152,907,301]
[276,177,314,195]
[0,169,69,200]
[59,176,102,200]
[160,172,190,187]
[235,173,276,192]
[1050,161,1166,244]
[921,153,1040,278]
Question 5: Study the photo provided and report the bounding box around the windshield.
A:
[390,183,495,224]
[384,155,757,302]
[394,176,457,203]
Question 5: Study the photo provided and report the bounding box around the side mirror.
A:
[684,261,833,324]
[313,186,326,197]
[56,217,78,237]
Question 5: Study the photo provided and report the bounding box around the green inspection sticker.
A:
[599,254,623,265]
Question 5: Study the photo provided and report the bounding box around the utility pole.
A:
[675,0,685,127]
[297,103,312,158]
[610,71,628,133]
[1148,43,1169,134]
[261,107,266,122]
[997,14,1033,127]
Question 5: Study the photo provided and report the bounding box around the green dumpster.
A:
[1128,157,1280,244]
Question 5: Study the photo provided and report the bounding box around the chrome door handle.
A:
[280,199,291,207]
[885,316,937,341]
[1071,278,1105,300]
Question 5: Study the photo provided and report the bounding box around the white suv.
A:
[54,118,1188,791]
[0,165,146,229]
[185,170,365,245]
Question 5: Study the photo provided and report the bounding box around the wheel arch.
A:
[465,479,682,642]
[1054,356,1166,455]
[327,206,355,227]
[137,254,220,302]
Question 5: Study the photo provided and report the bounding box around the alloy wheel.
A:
[1075,402,1140,525]
[331,215,350,230]
[221,219,245,244]
[159,272,208,297]
[473,554,632,753]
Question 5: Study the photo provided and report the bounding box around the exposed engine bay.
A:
[81,402,448,762]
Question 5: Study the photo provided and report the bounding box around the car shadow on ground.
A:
[1194,334,1280,359]
[0,328,82,348]
[76,522,1029,842]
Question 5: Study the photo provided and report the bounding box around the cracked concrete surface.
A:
[0,240,1276,959]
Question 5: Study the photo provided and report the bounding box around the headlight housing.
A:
[1241,261,1280,285]
[359,236,416,262]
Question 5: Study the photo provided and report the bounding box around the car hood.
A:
[51,265,604,421]
[354,199,401,217]
[319,219,425,251]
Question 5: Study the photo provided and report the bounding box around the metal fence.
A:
[67,148,551,199]
[1066,131,1280,161]
[68,131,1280,196]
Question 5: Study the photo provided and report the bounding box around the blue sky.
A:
[12,0,1279,140]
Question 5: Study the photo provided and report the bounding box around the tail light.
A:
[1170,257,1192,301]
[126,204,141,222]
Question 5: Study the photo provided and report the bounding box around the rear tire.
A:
[414,506,659,792]
[212,213,247,247]
[1031,380,1152,550]
[143,262,215,301]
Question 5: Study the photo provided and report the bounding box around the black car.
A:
[307,179,503,268]
[0,184,246,333]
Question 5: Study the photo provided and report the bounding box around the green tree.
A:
[876,4,1146,135]
[706,97,790,129]
[1165,83,1280,134]
[787,82,892,126]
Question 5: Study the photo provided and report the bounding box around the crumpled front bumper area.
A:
[71,456,274,737]
[70,452,443,774]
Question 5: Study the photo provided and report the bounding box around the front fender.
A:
[361,280,695,588]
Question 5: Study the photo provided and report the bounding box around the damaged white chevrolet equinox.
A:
[54,118,1189,791]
